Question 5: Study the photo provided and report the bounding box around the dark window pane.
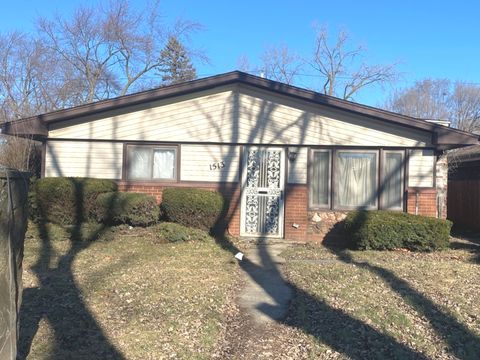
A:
[311,151,330,206]
[383,152,403,209]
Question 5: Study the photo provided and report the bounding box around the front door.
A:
[240,147,285,238]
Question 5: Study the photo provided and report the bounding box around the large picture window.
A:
[309,148,405,211]
[126,145,177,180]
[334,150,378,209]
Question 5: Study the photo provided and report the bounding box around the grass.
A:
[20,222,239,359]
[19,220,480,359]
[281,244,480,359]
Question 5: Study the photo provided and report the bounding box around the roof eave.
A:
[2,71,479,149]
[432,126,480,149]
[2,117,48,138]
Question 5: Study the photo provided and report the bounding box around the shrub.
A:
[160,188,226,232]
[344,211,452,252]
[152,222,212,243]
[28,190,41,223]
[32,177,117,225]
[95,192,159,227]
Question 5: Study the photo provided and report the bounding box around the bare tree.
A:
[385,79,451,120]
[1,0,204,172]
[450,83,480,133]
[37,0,203,103]
[236,54,251,73]
[310,26,398,100]
[386,79,480,133]
[0,32,68,121]
[259,45,303,85]
[0,136,36,171]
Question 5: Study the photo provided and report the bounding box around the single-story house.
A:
[3,71,479,241]
[447,145,480,231]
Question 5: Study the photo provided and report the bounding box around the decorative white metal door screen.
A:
[241,147,285,237]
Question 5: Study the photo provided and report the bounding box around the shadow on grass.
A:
[214,233,430,359]
[449,229,480,264]
[17,180,125,360]
[322,224,480,360]
[213,208,480,359]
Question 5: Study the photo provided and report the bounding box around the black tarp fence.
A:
[0,168,29,360]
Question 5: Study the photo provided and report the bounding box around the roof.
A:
[3,71,479,149]
[449,145,480,162]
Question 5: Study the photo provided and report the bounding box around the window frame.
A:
[308,149,332,209]
[124,143,179,182]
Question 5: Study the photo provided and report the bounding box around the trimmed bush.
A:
[152,222,212,243]
[32,177,117,225]
[95,192,159,227]
[160,188,225,232]
[344,211,452,252]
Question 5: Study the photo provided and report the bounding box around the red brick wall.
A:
[117,181,312,239]
[284,184,308,241]
[406,188,437,217]
[117,181,241,236]
[117,181,440,241]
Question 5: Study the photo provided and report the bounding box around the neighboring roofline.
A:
[2,71,479,148]
[448,145,480,163]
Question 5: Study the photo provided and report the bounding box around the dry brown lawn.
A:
[19,223,239,359]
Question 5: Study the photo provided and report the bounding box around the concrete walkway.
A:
[237,243,293,324]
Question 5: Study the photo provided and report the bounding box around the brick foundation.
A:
[406,188,438,217]
[283,185,348,243]
[117,181,241,236]
[118,176,444,242]
[308,211,348,243]
[284,184,308,241]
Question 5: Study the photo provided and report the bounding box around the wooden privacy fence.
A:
[448,180,480,231]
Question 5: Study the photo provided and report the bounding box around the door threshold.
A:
[239,237,305,245]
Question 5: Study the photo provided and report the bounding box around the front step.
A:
[239,237,307,245]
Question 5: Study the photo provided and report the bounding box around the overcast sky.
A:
[1,0,479,106]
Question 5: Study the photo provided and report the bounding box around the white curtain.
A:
[128,147,152,179]
[337,152,376,208]
[153,149,175,179]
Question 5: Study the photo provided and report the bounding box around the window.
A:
[382,151,404,209]
[309,148,407,211]
[309,150,331,208]
[334,150,378,209]
[126,145,177,180]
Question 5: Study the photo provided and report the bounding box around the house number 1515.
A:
[209,161,225,170]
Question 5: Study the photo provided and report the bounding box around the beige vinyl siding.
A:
[288,147,308,184]
[180,144,240,182]
[408,149,435,187]
[49,85,433,148]
[236,87,431,147]
[49,87,236,142]
[45,141,122,178]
